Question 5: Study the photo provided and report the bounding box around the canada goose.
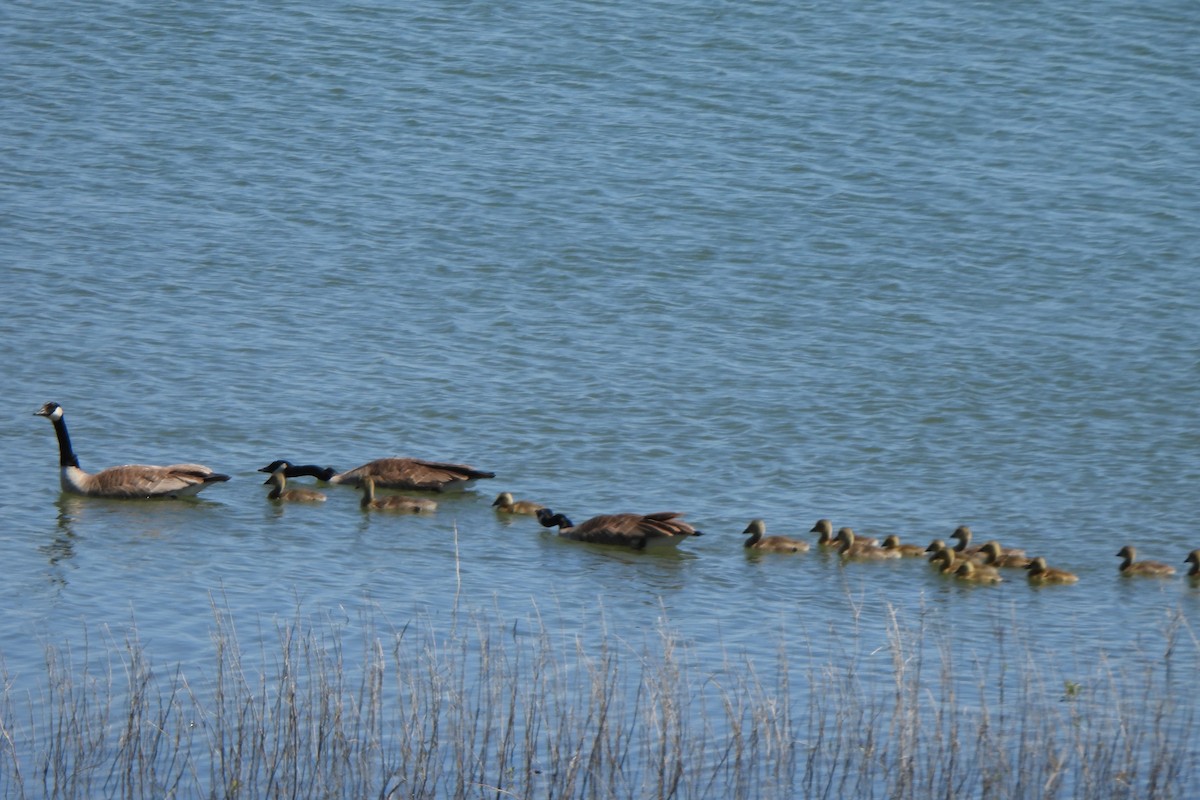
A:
[1116,545,1175,577]
[743,519,809,553]
[954,561,1003,584]
[34,401,230,499]
[836,528,900,560]
[536,508,702,550]
[257,456,494,493]
[264,470,326,503]
[881,535,927,557]
[979,540,1032,569]
[1186,550,1200,578]
[1025,557,1079,584]
[812,519,876,548]
[927,538,985,566]
[360,476,437,513]
[928,547,960,575]
[491,492,545,515]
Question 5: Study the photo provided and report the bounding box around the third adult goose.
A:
[258,456,494,492]
[536,508,703,550]
[34,402,229,499]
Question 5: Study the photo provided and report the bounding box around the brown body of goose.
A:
[491,492,545,515]
[1025,557,1079,584]
[360,477,437,513]
[537,508,702,550]
[258,457,494,493]
[955,561,1002,584]
[836,528,900,560]
[979,540,1031,569]
[743,519,809,553]
[264,470,326,503]
[881,535,927,557]
[34,402,230,499]
[1116,545,1175,577]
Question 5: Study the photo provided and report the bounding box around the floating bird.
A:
[264,470,326,503]
[951,525,1026,559]
[536,508,702,550]
[491,492,545,515]
[742,519,809,553]
[955,561,1002,584]
[836,528,900,560]
[258,457,494,493]
[881,535,927,557]
[34,402,229,499]
[928,547,960,575]
[1025,557,1079,585]
[359,476,437,513]
[1186,550,1200,579]
[979,540,1031,569]
[1116,545,1175,577]
[812,519,876,548]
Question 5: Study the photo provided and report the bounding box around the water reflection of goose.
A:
[34,402,229,499]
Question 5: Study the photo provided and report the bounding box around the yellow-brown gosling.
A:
[928,548,960,575]
[360,476,437,513]
[536,508,703,551]
[491,492,545,515]
[951,525,1026,558]
[1025,557,1079,585]
[1186,550,1200,579]
[264,470,326,503]
[955,561,1002,584]
[743,519,809,553]
[1116,545,1175,577]
[837,528,900,560]
[881,535,927,557]
[34,401,230,499]
[812,518,876,548]
[979,540,1031,569]
[928,538,985,565]
[258,456,493,493]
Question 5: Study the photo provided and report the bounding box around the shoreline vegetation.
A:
[1,599,1194,799]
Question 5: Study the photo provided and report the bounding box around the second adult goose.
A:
[34,402,230,499]
[1116,545,1175,577]
[360,476,437,513]
[743,519,809,553]
[536,508,703,550]
[258,456,494,492]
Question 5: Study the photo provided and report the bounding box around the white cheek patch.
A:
[49,406,64,421]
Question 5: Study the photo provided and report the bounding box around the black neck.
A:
[51,415,81,469]
[288,464,337,481]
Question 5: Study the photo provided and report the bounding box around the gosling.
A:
[1025,557,1079,585]
[1116,545,1175,577]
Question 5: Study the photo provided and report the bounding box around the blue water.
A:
[2,0,1199,795]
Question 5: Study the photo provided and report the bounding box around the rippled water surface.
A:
[2,0,1199,794]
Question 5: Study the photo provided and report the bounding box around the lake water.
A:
[2,1,1199,796]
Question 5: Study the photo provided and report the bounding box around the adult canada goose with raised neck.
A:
[881,535,927,557]
[743,519,809,553]
[264,470,326,503]
[257,457,494,493]
[491,492,545,515]
[1116,545,1175,577]
[979,540,1032,569]
[954,561,1003,584]
[359,476,437,513]
[1025,557,1079,584]
[836,528,900,560]
[34,402,230,499]
[536,508,703,550]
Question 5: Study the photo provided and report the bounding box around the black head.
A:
[535,508,573,529]
[257,460,294,474]
[34,401,63,419]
